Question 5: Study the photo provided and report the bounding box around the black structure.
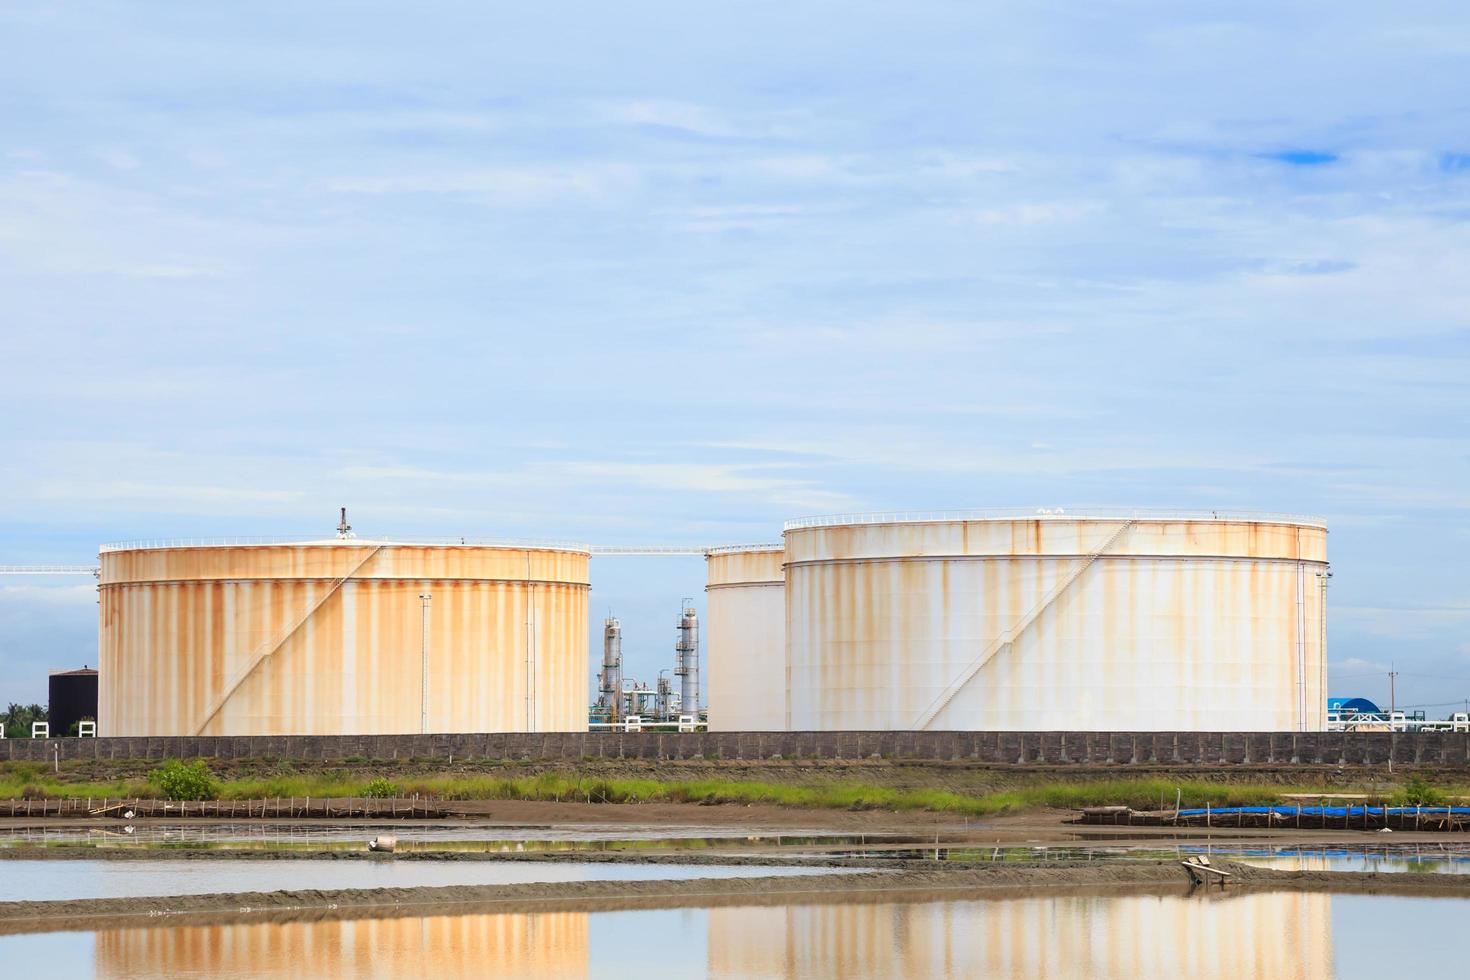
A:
[48,667,98,736]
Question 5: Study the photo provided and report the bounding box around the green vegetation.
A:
[149,759,220,801]
[1,759,1465,817]
[360,777,400,798]
[1391,774,1448,807]
[2,703,47,740]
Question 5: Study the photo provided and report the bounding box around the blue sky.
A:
[1,2,1468,713]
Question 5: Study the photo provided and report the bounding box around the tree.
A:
[3,703,48,739]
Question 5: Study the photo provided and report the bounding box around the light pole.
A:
[419,593,432,734]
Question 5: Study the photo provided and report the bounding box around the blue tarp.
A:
[1175,805,1470,817]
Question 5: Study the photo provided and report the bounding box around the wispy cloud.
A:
[324,166,631,203]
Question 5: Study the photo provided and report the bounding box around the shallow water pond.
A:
[0,891,1462,978]
[1,858,851,902]
[0,822,912,850]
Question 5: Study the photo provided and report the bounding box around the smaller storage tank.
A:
[98,537,591,736]
[48,667,99,736]
[705,546,785,731]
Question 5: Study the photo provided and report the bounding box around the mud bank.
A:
[2,860,1468,937]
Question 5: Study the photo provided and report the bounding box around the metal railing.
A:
[1327,711,1470,733]
[93,540,781,557]
[588,717,705,733]
[100,535,592,553]
[784,508,1327,531]
[588,546,712,556]
[0,565,99,576]
[702,543,784,555]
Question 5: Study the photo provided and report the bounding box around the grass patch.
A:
[2,760,1466,818]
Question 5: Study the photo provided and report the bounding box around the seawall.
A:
[3,731,1468,767]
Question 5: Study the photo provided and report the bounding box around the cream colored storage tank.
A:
[705,546,785,731]
[784,511,1329,732]
[98,539,590,736]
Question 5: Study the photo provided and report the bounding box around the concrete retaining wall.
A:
[4,731,1469,767]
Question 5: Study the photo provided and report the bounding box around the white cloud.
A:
[598,100,744,138]
[967,201,1105,226]
[324,167,630,204]
[1332,656,1392,675]
[1334,604,1470,640]
[96,148,139,170]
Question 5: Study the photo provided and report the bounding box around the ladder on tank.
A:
[911,519,1135,730]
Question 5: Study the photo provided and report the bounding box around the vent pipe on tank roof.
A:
[336,507,354,539]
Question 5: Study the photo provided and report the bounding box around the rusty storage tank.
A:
[783,510,1329,732]
[705,546,785,731]
[98,538,590,736]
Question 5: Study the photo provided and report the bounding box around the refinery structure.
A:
[11,508,1337,737]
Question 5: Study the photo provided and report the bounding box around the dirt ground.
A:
[2,858,1468,937]
[5,797,1467,848]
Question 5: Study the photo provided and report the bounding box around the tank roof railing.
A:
[98,538,786,555]
[100,536,594,554]
[701,543,785,555]
[784,508,1328,532]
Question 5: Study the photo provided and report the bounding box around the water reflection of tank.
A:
[707,892,1332,978]
[95,912,589,979]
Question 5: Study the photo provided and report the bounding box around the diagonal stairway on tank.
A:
[192,544,386,736]
[911,519,1135,730]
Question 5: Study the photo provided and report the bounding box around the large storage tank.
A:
[784,511,1329,732]
[98,539,590,736]
[705,546,785,731]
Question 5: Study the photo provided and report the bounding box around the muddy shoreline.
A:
[2,859,1469,936]
[9,799,1470,845]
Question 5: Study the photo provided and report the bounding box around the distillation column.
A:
[599,618,623,722]
[674,606,699,717]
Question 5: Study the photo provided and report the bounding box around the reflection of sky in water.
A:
[1170,844,1470,875]
[1235,853,1470,874]
[1,859,850,902]
[0,822,857,846]
[0,892,1465,978]
[1004,844,1470,875]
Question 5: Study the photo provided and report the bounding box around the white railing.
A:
[701,543,784,555]
[0,565,99,576]
[100,535,592,553]
[97,539,780,557]
[1327,711,1470,733]
[784,508,1327,531]
[586,719,708,733]
[589,546,712,556]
